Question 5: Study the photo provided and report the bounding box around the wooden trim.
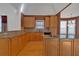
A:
[21,13,24,29]
[23,15,55,17]
[56,3,71,15]
[76,17,79,38]
[67,20,68,38]
[61,16,79,20]
[75,19,77,38]
[56,13,60,37]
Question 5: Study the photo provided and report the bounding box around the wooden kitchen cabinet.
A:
[0,38,10,56]
[45,38,59,56]
[0,32,30,56]
[60,39,73,56]
[50,16,58,37]
[11,33,29,56]
[45,16,50,28]
[74,39,79,56]
[50,16,58,27]
[23,16,35,28]
[32,32,43,41]
[11,36,19,56]
[27,32,43,41]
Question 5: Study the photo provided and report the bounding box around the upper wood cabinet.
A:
[50,16,58,37]
[23,16,35,28]
[60,39,73,56]
[50,16,58,27]
[44,16,50,28]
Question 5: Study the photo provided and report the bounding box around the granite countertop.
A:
[43,34,58,39]
[0,31,26,39]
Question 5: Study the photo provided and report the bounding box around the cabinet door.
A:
[11,37,19,56]
[60,39,73,56]
[0,38,10,56]
[50,16,58,27]
[50,16,58,37]
[74,39,79,56]
[23,16,35,28]
[45,16,50,28]
[30,32,43,41]
[18,35,24,51]
[34,32,43,41]
[45,38,59,56]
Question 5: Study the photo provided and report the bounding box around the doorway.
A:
[0,16,7,32]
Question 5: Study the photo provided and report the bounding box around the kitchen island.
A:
[0,31,28,56]
[0,31,44,56]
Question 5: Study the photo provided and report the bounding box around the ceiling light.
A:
[20,3,24,12]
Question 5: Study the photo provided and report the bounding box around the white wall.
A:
[0,3,21,31]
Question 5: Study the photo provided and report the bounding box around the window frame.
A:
[35,20,44,29]
[60,19,76,39]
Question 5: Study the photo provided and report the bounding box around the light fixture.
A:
[20,3,24,12]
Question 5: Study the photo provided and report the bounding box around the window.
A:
[60,20,76,39]
[36,20,44,29]
[60,20,67,38]
[68,20,76,38]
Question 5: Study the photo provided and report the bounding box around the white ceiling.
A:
[10,3,22,12]
[10,3,68,15]
[61,3,79,18]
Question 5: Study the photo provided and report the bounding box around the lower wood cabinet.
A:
[27,32,43,41]
[45,38,59,56]
[60,39,73,56]
[0,33,29,56]
[11,36,19,56]
[11,33,28,56]
[0,32,43,56]
[1,33,79,56]
[0,38,10,56]
[74,39,79,56]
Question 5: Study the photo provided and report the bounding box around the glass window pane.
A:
[60,20,67,38]
[60,34,66,38]
[68,20,75,38]
[36,20,44,29]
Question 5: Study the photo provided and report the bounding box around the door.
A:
[2,16,7,32]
